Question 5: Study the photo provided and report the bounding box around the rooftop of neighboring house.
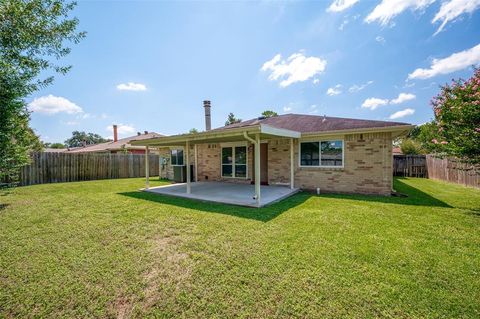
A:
[212,113,411,134]
[67,131,163,153]
[43,148,68,153]
[392,147,403,155]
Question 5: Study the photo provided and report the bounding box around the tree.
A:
[431,68,480,163]
[261,110,278,118]
[408,121,443,154]
[0,0,85,182]
[64,131,110,148]
[189,128,199,134]
[225,113,242,126]
[400,139,423,155]
[44,142,66,149]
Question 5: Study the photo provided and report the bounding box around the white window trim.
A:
[170,148,185,167]
[221,144,248,179]
[298,139,344,168]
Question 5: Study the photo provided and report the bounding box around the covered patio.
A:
[144,182,299,207]
[132,123,301,207]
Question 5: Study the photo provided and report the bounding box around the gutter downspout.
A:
[243,131,256,144]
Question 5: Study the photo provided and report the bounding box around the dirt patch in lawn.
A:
[115,234,193,318]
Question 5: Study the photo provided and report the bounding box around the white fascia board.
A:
[260,124,301,138]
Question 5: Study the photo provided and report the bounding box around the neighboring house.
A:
[133,101,413,198]
[392,147,403,155]
[43,148,68,153]
[68,125,163,154]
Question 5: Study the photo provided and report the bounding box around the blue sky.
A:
[28,0,480,142]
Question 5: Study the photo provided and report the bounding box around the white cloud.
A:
[365,0,435,25]
[327,84,342,96]
[309,104,319,114]
[339,19,349,30]
[389,108,415,119]
[349,80,373,93]
[261,52,327,87]
[116,82,147,91]
[390,93,416,104]
[106,124,136,137]
[64,121,79,126]
[361,97,389,110]
[375,36,386,44]
[283,106,292,112]
[432,0,480,35]
[28,95,83,115]
[327,0,360,12]
[313,78,320,84]
[408,43,480,79]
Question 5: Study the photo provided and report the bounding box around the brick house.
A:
[133,101,413,206]
[67,125,162,154]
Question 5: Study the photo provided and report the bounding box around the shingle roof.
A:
[67,132,163,153]
[211,114,411,133]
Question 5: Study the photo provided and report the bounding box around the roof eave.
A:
[300,124,415,137]
[131,124,264,146]
[260,124,301,138]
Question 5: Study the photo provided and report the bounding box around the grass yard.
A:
[1,177,479,318]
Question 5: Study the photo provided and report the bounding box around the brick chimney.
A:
[113,124,118,142]
[203,100,211,131]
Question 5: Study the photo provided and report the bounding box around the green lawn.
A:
[1,178,479,318]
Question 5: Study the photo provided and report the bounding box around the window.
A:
[234,146,247,178]
[221,147,233,177]
[170,149,184,166]
[320,141,343,166]
[300,142,319,166]
[300,140,343,167]
[221,146,247,178]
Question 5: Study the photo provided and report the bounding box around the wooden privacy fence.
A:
[426,155,479,188]
[18,152,159,186]
[393,155,427,178]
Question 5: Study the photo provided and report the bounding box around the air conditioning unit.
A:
[173,165,195,183]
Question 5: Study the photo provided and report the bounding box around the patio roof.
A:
[130,123,301,147]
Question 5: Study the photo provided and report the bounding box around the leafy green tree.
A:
[408,121,443,153]
[0,0,85,182]
[225,112,242,126]
[431,68,480,163]
[189,128,199,134]
[44,142,66,149]
[400,139,423,155]
[64,131,110,147]
[261,110,278,118]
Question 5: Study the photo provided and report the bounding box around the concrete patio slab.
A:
[143,182,300,207]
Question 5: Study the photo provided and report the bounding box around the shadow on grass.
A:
[119,178,455,222]
[118,190,311,222]
[0,203,9,211]
[317,178,452,208]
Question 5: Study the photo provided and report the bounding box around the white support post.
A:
[290,138,294,189]
[145,146,150,189]
[194,144,198,182]
[158,150,162,180]
[254,133,261,205]
[186,140,191,194]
